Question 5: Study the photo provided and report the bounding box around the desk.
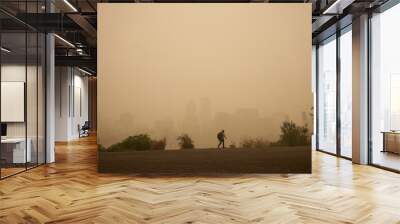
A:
[1,138,31,164]
[381,131,400,154]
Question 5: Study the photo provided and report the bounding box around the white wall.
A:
[1,65,39,138]
[55,67,70,141]
[55,67,89,141]
[1,65,28,141]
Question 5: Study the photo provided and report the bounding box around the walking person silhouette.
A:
[217,130,226,149]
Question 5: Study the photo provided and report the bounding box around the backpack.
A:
[217,132,224,140]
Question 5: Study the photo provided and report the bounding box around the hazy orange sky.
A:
[98,4,312,148]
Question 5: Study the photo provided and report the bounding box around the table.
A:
[1,138,32,164]
[381,131,400,154]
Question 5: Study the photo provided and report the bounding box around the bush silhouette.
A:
[108,134,152,151]
[177,134,194,149]
[240,138,270,149]
[272,120,310,146]
[101,134,167,151]
[151,138,167,150]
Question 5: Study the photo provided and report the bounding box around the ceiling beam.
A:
[67,13,97,44]
[55,55,96,70]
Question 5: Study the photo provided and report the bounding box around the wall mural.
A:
[98,4,312,173]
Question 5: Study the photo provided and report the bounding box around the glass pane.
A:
[371,4,400,171]
[340,29,352,158]
[27,31,38,169]
[38,33,46,165]
[312,46,317,150]
[0,1,46,179]
[26,0,39,169]
[1,31,27,177]
[318,37,337,154]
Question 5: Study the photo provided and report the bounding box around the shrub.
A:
[240,138,270,149]
[151,138,167,150]
[272,120,310,146]
[229,142,237,149]
[107,134,152,151]
[98,144,107,152]
[99,134,167,151]
[177,134,194,149]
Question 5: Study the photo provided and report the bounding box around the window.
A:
[0,1,47,179]
[370,3,400,171]
[317,36,337,154]
[339,28,352,158]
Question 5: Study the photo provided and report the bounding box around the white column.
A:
[352,14,369,164]
[46,32,55,163]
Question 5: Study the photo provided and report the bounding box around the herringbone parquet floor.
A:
[1,135,400,224]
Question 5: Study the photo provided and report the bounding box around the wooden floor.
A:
[1,167,26,178]
[1,136,400,224]
[372,151,400,171]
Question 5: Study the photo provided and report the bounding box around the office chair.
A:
[79,121,90,138]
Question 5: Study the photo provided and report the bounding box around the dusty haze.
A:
[98,3,312,148]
